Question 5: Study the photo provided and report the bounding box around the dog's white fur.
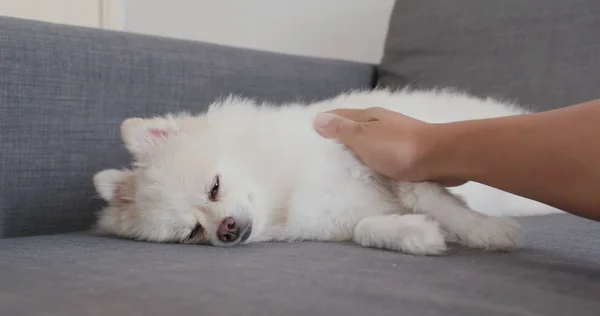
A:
[93,89,562,255]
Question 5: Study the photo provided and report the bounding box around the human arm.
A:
[313,99,600,221]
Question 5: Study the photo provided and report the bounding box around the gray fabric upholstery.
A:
[0,16,375,238]
[1,214,598,315]
[2,11,599,316]
[378,0,600,111]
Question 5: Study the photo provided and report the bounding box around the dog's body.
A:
[94,89,561,255]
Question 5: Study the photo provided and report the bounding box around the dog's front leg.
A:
[352,214,447,255]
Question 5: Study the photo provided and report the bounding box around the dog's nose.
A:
[217,217,241,243]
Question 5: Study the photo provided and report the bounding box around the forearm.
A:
[431,99,600,221]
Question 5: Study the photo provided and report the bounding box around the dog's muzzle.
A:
[215,216,252,246]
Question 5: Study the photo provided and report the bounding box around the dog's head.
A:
[98,114,259,247]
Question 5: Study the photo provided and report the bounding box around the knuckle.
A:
[336,121,366,140]
[353,123,366,134]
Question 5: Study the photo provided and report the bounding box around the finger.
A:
[314,113,372,162]
[335,120,369,149]
[326,107,384,123]
[314,112,360,139]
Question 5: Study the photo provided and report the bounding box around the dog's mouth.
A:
[239,224,252,243]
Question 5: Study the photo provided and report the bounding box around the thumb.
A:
[314,112,361,140]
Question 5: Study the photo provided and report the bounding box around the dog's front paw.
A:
[458,216,519,251]
[353,214,447,256]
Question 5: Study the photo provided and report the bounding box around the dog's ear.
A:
[93,169,135,203]
[121,117,179,158]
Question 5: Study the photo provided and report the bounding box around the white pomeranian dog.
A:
[93,89,561,255]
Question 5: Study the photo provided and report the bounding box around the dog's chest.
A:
[264,152,401,241]
[238,111,402,240]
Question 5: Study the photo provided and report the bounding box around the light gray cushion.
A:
[1,214,599,315]
[0,16,375,238]
[378,0,600,111]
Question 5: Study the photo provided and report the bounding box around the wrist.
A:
[417,120,476,183]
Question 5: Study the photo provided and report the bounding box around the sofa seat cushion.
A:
[0,214,598,316]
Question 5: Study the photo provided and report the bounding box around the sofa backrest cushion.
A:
[378,0,600,111]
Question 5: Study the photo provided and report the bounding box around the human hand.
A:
[313,107,467,187]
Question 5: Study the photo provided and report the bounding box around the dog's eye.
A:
[209,175,219,201]
[186,224,203,241]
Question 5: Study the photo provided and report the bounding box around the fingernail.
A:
[314,113,337,129]
[314,113,338,137]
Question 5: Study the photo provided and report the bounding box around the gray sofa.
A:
[1,13,599,316]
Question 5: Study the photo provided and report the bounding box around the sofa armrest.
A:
[0,16,376,238]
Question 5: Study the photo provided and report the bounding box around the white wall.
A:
[0,0,100,27]
[123,0,395,63]
[0,0,395,64]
